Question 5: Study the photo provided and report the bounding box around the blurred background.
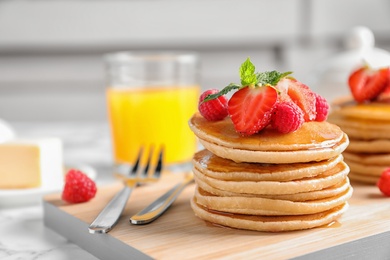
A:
[1,0,390,122]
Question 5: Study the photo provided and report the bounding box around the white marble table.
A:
[0,121,115,260]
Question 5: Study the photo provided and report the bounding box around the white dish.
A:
[0,164,97,207]
[0,185,63,207]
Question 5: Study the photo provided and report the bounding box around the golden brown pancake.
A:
[194,161,349,195]
[189,113,349,164]
[189,111,351,231]
[349,172,379,184]
[194,185,352,216]
[328,114,390,140]
[344,160,386,177]
[196,176,351,202]
[331,98,390,121]
[191,197,349,232]
[346,139,390,153]
[190,113,345,151]
[193,149,344,182]
[343,152,390,166]
[328,99,390,184]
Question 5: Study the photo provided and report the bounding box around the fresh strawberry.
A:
[62,169,97,203]
[198,89,228,121]
[348,66,389,102]
[314,93,329,121]
[377,168,390,196]
[228,85,277,135]
[277,78,317,121]
[271,100,304,133]
[376,81,390,103]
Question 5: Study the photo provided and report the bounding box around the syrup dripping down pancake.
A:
[193,149,344,182]
[189,113,349,164]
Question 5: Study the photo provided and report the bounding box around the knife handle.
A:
[88,186,133,234]
[130,175,194,225]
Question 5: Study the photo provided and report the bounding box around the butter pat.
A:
[0,138,63,189]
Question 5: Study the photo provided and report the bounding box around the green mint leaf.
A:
[203,83,241,102]
[240,58,257,86]
[256,71,293,86]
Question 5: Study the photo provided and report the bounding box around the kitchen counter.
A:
[0,121,113,260]
[0,205,98,259]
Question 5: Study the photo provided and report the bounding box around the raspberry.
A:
[377,168,390,196]
[271,101,304,134]
[314,93,329,121]
[198,89,228,121]
[62,169,97,203]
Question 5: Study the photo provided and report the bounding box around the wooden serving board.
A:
[43,172,390,260]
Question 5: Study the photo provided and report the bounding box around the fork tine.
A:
[142,145,154,178]
[130,147,143,176]
[89,146,162,234]
[152,146,164,179]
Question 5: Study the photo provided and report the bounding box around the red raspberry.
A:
[62,169,97,203]
[314,93,329,121]
[198,89,228,121]
[377,168,390,196]
[271,101,304,134]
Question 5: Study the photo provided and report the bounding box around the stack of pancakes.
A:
[329,98,390,184]
[188,113,352,232]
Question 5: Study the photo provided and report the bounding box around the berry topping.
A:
[62,169,97,203]
[271,101,304,134]
[198,89,228,121]
[348,65,390,102]
[228,85,277,135]
[376,81,390,103]
[314,93,329,121]
[198,57,329,136]
[377,168,390,196]
[278,78,317,121]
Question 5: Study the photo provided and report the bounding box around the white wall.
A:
[0,0,389,121]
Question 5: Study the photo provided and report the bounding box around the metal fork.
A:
[88,146,163,234]
[130,172,194,225]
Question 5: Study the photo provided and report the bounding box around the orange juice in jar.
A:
[104,52,200,169]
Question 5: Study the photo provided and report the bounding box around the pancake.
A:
[199,136,348,164]
[196,176,351,202]
[325,124,390,140]
[193,149,344,182]
[331,100,390,121]
[349,172,379,184]
[189,113,348,164]
[328,113,390,140]
[328,114,390,132]
[194,185,353,216]
[193,161,349,195]
[346,139,390,153]
[328,98,390,184]
[189,105,351,231]
[343,152,390,166]
[344,160,386,177]
[191,197,349,232]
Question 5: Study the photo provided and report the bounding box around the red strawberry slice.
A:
[348,66,389,102]
[228,85,277,136]
[277,78,316,121]
[376,79,390,103]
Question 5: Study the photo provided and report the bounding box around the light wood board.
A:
[43,173,390,260]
